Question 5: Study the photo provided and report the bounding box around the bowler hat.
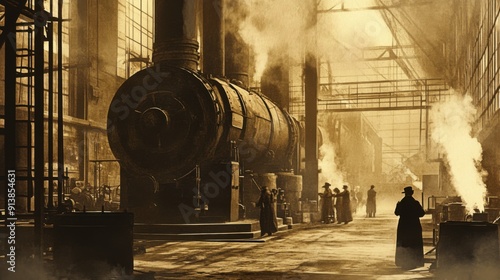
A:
[402,186,413,193]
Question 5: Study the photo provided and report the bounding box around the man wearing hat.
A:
[394,186,426,270]
[337,185,353,224]
[319,182,335,224]
[256,186,278,237]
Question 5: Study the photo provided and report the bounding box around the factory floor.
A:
[132,213,437,279]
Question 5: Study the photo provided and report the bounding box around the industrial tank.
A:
[107,65,299,222]
[107,65,298,183]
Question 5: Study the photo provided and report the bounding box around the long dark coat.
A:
[257,189,278,236]
[394,195,426,269]
[366,188,377,217]
[320,188,335,223]
[338,190,353,223]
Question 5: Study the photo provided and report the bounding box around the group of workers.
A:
[318,183,353,224]
[319,183,425,270]
[257,181,425,271]
[319,183,377,224]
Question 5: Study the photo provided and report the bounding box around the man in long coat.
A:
[395,186,426,270]
[366,185,377,218]
[257,186,278,237]
[319,182,335,223]
[333,187,343,223]
[337,185,353,224]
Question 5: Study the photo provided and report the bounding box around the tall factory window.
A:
[466,0,500,131]
[11,0,70,116]
[117,0,153,78]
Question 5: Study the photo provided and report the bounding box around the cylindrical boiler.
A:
[107,65,299,222]
[107,66,298,183]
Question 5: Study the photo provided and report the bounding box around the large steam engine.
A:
[106,0,303,224]
[107,64,299,223]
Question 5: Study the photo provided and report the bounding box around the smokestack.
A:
[153,0,200,71]
[303,0,319,201]
[225,1,249,87]
[261,48,290,110]
[202,0,224,76]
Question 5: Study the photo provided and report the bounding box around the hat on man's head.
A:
[342,185,348,189]
[402,186,413,193]
[322,182,331,188]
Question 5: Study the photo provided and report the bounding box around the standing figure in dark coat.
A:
[256,186,278,237]
[319,182,335,224]
[395,186,426,270]
[366,185,377,218]
[337,185,353,224]
[333,187,343,223]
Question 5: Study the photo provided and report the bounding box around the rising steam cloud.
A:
[318,128,345,191]
[237,0,314,81]
[431,93,487,211]
[233,0,391,83]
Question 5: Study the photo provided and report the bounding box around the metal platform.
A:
[133,218,290,240]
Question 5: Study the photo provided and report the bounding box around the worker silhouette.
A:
[333,187,342,223]
[366,185,377,218]
[335,185,353,224]
[256,186,278,237]
[319,182,335,224]
[394,186,425,270]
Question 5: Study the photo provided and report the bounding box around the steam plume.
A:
[318,128,345,191]
[231,0,392,82]
[431,93,487,211]
[237,0,313,81]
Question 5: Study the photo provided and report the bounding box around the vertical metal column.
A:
[34,0,46,258]
[48,0,55,210]
[303,2,319,201]
[57,0,65,209]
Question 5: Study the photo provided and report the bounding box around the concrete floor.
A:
[133,213,436,280]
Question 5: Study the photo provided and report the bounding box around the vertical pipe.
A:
[34,0,46,259]
[303,2,319,201]
[419,92,422,152]
[261,50,290,110]
[57,0,64,212]
[425,82,429,161]
[48,0,54,210]
[224,1,249,87]
[202,0,225,76]
[153,0,200,71]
